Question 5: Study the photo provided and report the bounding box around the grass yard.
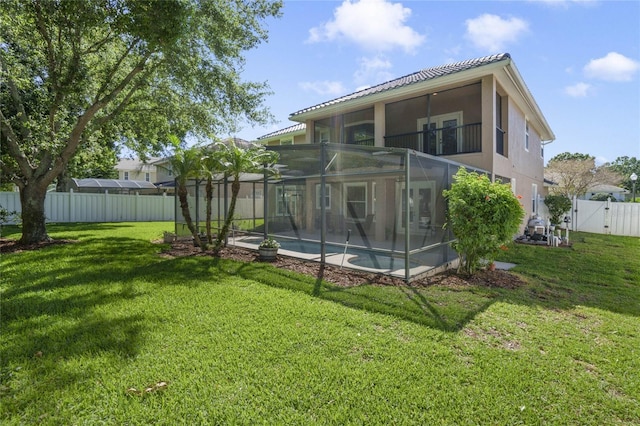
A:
[1,222,639,424]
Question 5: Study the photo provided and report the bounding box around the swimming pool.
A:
[241,236,415,272]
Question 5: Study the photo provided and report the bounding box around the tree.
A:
[200,147,223,245]
[543,194,572,225]
[0,0,282,244]
[210,142,279,254]
[443,168,524,275]
[605,156,640,194]
[545,152,622,199]
[169,146,205,250]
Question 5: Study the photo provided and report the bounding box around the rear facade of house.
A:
[259,53,555,225]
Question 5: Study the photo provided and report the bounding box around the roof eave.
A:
[289,59,510,123]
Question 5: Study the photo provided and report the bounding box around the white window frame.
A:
[275,185,301,217]
[124,171,129,180]
[315,184,331,210]
[525,121,530,152]
[532,183,538,214]
[145,172,150,182]
[343,182,367,220]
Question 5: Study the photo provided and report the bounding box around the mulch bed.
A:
[0,236,525,289]
[160,239,525,289]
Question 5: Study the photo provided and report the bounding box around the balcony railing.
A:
[347,138,375,146]
[384,122,482,156]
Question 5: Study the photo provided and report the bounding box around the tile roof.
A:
[257,123,306,140]
[290,53,511,117]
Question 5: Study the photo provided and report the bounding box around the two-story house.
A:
[259,53,554,225]
[173,54,554,280]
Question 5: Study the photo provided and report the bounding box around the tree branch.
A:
[0,109,33,179]
[46,52,153,182]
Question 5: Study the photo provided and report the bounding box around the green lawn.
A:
[1,222,638,424]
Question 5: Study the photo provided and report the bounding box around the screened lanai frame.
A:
[175,143,487,282]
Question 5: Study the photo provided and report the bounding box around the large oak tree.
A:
[0,0,282,243]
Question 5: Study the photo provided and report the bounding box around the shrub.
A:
[443,168,524,275]
[544,194,573,224]
[589,193,617,202]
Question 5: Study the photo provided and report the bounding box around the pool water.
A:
[243,237,418,271]
[348,253,421,270]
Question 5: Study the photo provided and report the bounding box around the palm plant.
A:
[200,149,223,244]
[210,142,279,254]
[169,147,205,250]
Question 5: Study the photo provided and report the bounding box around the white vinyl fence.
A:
[539,197,640,237]
[0,191,174,224]
[571,198,640,237]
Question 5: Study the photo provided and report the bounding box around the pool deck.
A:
[231,235,432,279]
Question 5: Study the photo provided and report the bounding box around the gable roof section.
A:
[290,53,510,118]
[257,123,306,140]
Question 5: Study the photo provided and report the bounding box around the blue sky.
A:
[235,0,640,165]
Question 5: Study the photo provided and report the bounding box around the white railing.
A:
[0,191,174,224]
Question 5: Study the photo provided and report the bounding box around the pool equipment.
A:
[340,229,352,269]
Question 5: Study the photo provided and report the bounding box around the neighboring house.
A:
[581,184,628,202]
[258,53,555,224]
[115,158,161,183]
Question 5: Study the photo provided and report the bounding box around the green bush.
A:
[589,193,617,202]
[443,168,524,275]
[544,194,573,224]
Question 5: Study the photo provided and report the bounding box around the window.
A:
[275,185,301,216]
[532,183,538,214]
[315,184,331,209]
[280,138,293,145]
[344,183,367,220]
[314,118,331,143]
[124,171,129,180]
[525,122,530,151]
[344,122,374,145]
[145,172,150,182]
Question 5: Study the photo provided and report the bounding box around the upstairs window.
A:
[525,122,530,151]
[124,171,129,180]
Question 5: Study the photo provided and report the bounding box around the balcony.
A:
[385,122,482,156]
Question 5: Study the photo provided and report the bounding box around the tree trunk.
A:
[177,183,204,249]
[19,180,50,244]
[213,179,239,254]
[56,169,72,192]
[205,178,213,244]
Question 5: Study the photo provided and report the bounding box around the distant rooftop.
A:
[72,178,156,190]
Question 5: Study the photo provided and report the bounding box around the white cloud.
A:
[308,0,425,53]
[584,52,640,82]
[353,55,394,87]
[465,14,529,52]
[564,82,591,97]
[298,81,347,97]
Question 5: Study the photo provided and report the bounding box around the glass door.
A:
[417,112,463,155]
